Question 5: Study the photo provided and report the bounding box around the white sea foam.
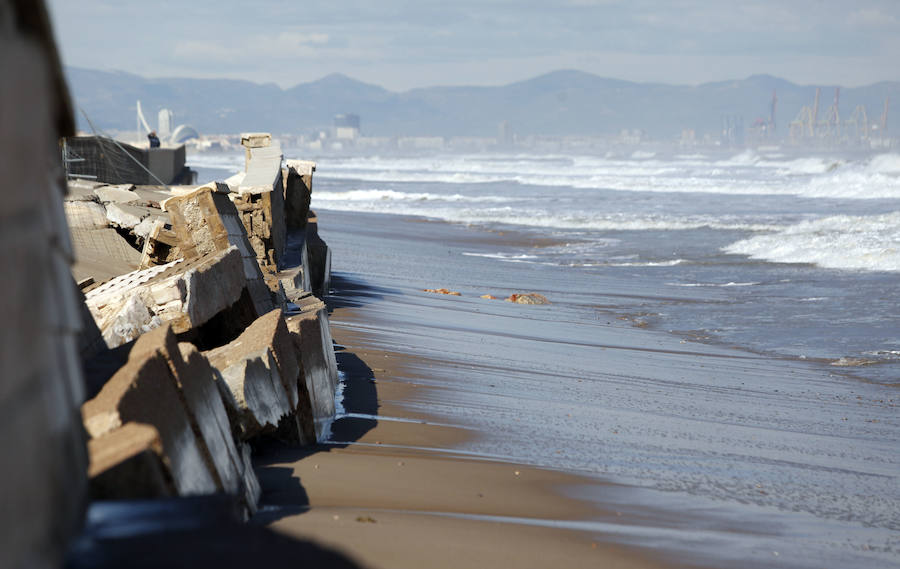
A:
[668,281,761,287]
[723,212,900,272]
[314,189,510,203]
[312,191,783,233]
[461,252,540,260]
[315,152,900,200]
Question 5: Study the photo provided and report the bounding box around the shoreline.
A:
[252,207,899,569]
[254,298,688,569]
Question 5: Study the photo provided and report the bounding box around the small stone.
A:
[504,293,550,305]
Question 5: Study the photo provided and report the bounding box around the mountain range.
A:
[65,67,899,140]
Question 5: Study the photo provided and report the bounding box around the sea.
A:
[192,148,900,386]
[191,148,900,567]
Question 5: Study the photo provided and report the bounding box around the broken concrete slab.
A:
[86,246,247,347]
[105,202,168,235]
[205,339,292,441]
[205,309,314,444]
[241,132,272,169]
[70,227,142,284]
[285,295,338,441]
[65,201,108,229]
[163,186,274,316]
[81,349,219,496]
[94,185,140,204]
[131,186,175,208]
[305,211,331,297]
[138,219,181,268]
[240,145,283,194]
[282,162,313,230]
[230,186,286,269]
[126,324,260,511]
[87,422,175,500]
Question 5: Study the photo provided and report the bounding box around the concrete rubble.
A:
[65,132,336,513]
[3,3,344,564]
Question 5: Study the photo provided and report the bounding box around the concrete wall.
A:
[0,2,89,567]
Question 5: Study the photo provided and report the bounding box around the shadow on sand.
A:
[251,272,388,526]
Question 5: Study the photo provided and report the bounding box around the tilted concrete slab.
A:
[205,340,292,441]
[81,349,218,496]
[126,324,260,511]
[94,185,140,204]
[105,202,168,237]
[70,227,142,284]
[305,212,332,297]
[205,309,314,444]
[163,186,274,316]
[240,144,283,194]
[286,294,338,441]
[85,246,246,347]
[282,163,313,231]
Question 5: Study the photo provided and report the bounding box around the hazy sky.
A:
[46,0,900,91]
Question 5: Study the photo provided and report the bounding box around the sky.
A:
[46,0,900,91]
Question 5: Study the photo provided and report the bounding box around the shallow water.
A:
[318,209,899,569]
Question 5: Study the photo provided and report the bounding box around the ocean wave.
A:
[312,194,783,232]
[314,152,900,200]
[722,211,900,272]
[314,189,510,203]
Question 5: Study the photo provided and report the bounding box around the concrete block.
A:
[81,349,219,496]
[87,423,175,499]
[94,185,140,204]
[241,132,272,148]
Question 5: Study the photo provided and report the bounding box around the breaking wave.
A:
[723,212,900,272]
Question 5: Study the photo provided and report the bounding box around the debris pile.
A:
[65,134,337,515]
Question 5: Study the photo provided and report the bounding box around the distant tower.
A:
[769,89,777,133]
[158,109,174,140]
[498,121,513,147]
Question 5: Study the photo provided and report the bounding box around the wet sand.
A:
[254,312,683,569]
[253,210,899,569]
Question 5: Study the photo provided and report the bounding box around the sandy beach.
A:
[251,208,898,569]
[253,292,682,568]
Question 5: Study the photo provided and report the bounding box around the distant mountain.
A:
[65,67,899,139]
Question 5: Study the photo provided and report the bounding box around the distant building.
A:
[334,113,361,140]
[158,108,174,139]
